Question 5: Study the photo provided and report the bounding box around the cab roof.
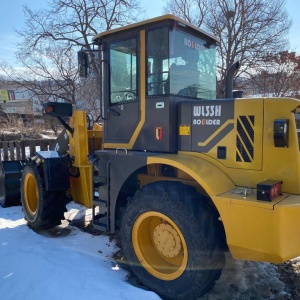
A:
[92,14,219,44]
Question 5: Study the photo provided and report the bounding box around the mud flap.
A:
[0,160,24,207]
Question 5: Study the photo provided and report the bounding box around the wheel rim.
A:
[132,211,188,281]
[24,172,38,215]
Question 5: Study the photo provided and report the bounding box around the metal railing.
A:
[0,139,55,161]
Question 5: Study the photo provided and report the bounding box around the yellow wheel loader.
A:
[2,14,300,300]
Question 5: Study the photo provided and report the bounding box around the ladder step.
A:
[93,198,108,206]
[93,199,108,214]
[93,213,108,231]
[92,158,109,232]
[93,176,107,187]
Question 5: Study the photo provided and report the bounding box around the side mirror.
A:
[78,50,89,77]
[43,102,73,117]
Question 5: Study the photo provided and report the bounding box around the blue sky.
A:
[0,0,164,64]
[0,0,299,65]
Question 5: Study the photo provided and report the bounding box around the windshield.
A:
[147,26,216,99]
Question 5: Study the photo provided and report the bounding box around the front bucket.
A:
[0,160,23,207]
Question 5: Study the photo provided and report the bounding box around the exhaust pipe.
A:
[225,61,240,98]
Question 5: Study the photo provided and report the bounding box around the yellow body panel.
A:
[68,111,93,208]
[262,98,300,193]
[147,154,235,197]
[213,192,300,263]
[181,98,300,193]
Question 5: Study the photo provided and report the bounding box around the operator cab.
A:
[81,15,218,152]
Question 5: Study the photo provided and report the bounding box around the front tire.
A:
[121,181,225,300]
[21,163,66,230]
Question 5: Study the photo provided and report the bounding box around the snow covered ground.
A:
[0,203,160,300]
[0,203,291,300]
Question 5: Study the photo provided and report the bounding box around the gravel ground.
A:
[277,258,300,299]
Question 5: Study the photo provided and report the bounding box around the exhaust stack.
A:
[225,61,240,98]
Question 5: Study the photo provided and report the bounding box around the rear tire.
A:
[120,181,225,300]
[21,163,66,230]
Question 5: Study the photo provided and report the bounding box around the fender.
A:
[98,151,235,233]
[147,154,235,196]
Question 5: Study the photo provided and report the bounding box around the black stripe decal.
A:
[236,116,255,162]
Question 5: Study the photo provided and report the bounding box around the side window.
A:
[146,27,169,96]
[109,37,138,104]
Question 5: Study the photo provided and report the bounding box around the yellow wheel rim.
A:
[132,211,188,281]
[23,172,38,216]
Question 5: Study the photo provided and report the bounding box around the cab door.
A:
[104,35,140,146]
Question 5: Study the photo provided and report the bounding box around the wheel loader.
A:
[1,14,300,300]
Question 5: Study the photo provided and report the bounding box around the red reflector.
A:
[45,105,55,113]
[257,180,282,201]
[155,126,163,141]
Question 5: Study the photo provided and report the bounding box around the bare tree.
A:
[1,42,78,103]
[1,0,143,112]
[164,0,292,97]
[19,0,142,76]
[164,0,208,27]
[246,51,300,98]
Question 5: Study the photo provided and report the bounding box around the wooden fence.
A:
[0,139,55,161]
